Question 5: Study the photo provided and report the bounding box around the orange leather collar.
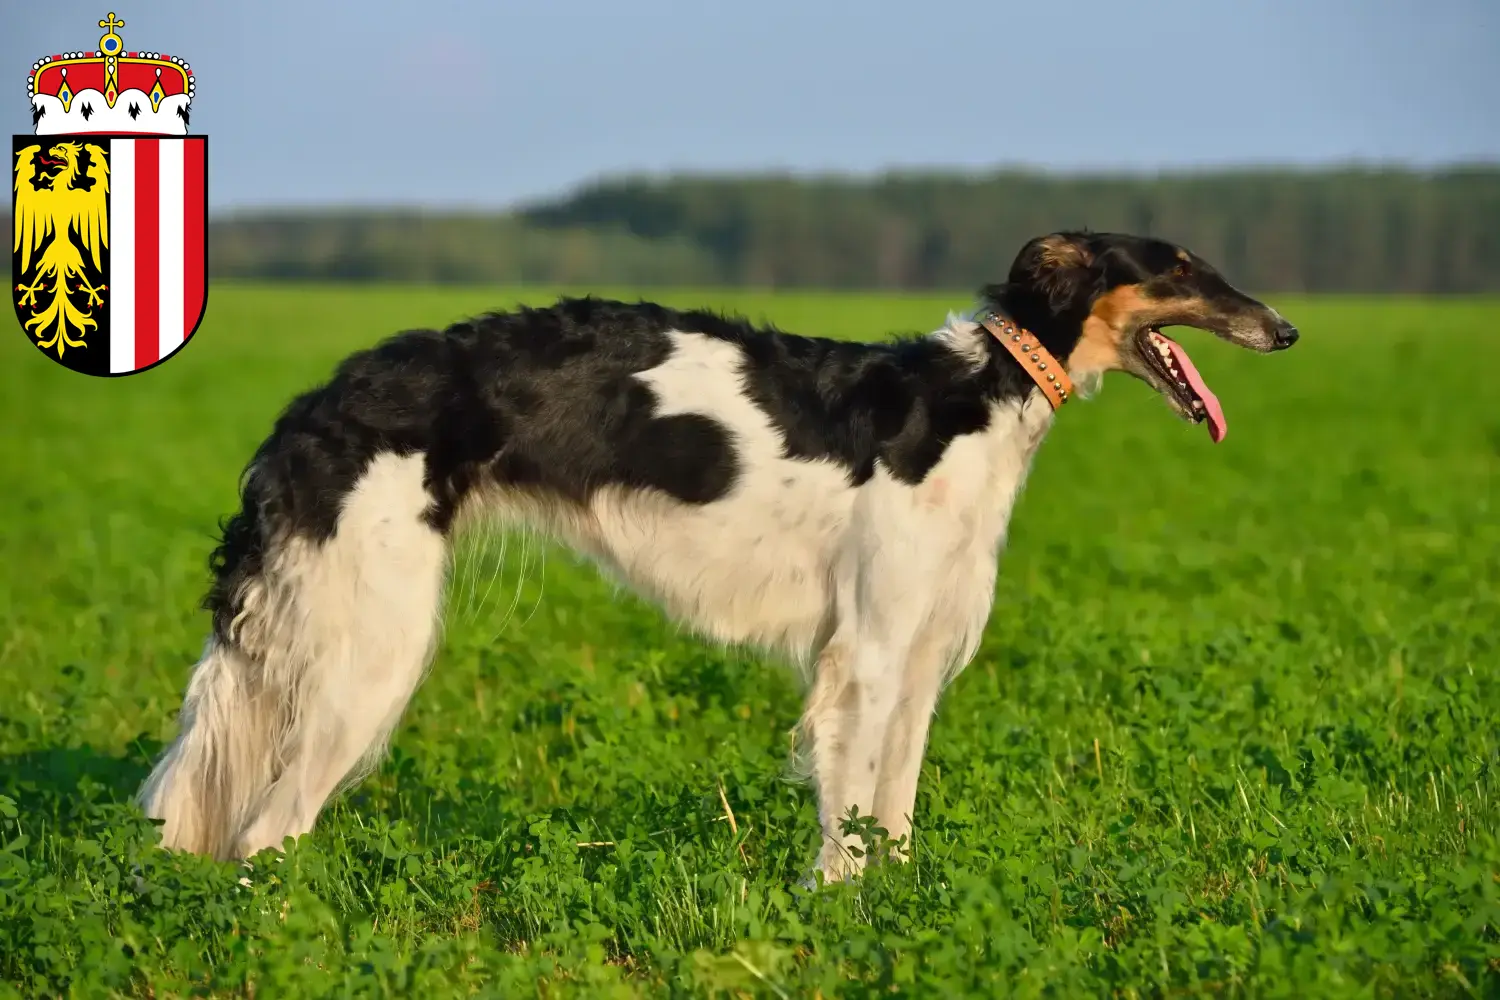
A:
[978,311,1073,410]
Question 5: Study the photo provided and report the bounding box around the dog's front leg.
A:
[804,625,955,879]
[870,627,954,858]
[801,509,940,882]
[802,633,911,882]
[800,484,1004,881]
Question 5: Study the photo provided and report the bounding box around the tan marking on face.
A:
[1066,284,1150,375]
[1175,249,1191,263]
[1065,284,1228,376]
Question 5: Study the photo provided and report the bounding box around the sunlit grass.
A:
[1,286,1497,996]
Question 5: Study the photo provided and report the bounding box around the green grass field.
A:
[1,286,1497,998]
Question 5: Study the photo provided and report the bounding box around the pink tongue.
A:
[1162,335,1227,443]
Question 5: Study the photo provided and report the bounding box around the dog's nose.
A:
[1272,321,1299,349]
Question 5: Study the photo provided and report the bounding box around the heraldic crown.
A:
[27,13,195,136]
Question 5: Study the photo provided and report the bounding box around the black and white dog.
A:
[139,231,1298,880]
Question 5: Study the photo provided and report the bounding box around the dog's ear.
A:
[1011,233,1098,312]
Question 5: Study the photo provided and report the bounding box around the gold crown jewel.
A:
[26,12,196,135]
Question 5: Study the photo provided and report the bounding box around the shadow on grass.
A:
[1,738,567,851]
[0,741,161,831]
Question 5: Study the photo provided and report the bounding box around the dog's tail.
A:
[139,412,450,860]
[137,636,279,859]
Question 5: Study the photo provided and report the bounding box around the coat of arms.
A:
[13,12,207,376]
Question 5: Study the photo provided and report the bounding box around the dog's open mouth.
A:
[1140,329,1227,443]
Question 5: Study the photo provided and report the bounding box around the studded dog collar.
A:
[977,312,1073,410]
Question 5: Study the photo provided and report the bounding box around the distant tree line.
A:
[512,167,1500,293]
[30,167,1500,293]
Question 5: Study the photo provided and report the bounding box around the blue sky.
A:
[6,0,1496,210]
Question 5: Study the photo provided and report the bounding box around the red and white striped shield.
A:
[12,135,208,377]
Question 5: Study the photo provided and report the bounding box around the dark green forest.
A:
[31,166,1500,292]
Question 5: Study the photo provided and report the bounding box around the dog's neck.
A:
[978,285,1088,364]
[976,312,1073,410]
[962,284,1087,411]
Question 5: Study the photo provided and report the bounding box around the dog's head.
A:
[985,231,1298,442]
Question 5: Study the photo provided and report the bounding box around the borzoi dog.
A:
[138,231,1298,881]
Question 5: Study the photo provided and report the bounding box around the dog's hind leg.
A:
[230,453,448,859]
[140,452,448,860]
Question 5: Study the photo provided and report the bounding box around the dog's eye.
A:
[1171,261,1192,278]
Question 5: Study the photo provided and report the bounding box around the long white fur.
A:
[141,453,448,858]
[140,318,1058,879]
